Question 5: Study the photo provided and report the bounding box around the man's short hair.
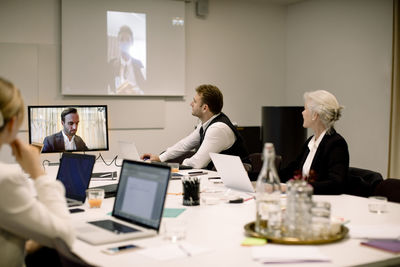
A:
[61,108,78,122]
[195,84,223,114]
[118,25,133,40]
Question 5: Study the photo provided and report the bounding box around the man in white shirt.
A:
[42,108,88,153]
[141,84,249,169]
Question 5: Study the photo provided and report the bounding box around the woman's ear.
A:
[312,112,318,121]
[5,116,18,135]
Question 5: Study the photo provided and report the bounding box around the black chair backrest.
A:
[374,178,400,203]
[346,167,383,197]
[53,238,96,267]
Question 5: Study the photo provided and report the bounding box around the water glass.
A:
[163,219,187,242]
[283,180,313,240]
[368,196,388,213]
[311,201,331,239]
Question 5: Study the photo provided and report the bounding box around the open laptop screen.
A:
[113,160,170,230]
[56,153,96,202]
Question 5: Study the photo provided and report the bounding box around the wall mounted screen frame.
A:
[61,0,185,96]
[28,105,109,154]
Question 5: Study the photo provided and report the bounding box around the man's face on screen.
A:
[62,113,80,138]
[119,32,133,56]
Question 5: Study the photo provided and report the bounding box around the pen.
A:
[178,244,191,257]
[208,176,221,180]
[243,197,254,202]
[188,171,208,176]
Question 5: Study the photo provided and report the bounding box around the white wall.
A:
[285,0,393,176]
[0,0,287,163]
[0,0,393,176]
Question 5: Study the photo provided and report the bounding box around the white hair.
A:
[304,90,343,132]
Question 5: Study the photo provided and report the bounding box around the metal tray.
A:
[244,221,349,245]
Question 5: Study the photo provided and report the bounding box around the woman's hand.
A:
[11,139,45,179]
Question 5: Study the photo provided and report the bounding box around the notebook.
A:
[118,140,141,161]
[209,153,255,193]
[56,153,96,207]
[75,160,171,245]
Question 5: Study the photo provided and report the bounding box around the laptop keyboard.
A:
[89,220,140,234]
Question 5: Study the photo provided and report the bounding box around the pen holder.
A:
[182,176,200,206]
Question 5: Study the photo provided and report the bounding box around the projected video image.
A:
[107,11,146,95]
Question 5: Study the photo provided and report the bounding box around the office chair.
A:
[53,238,96,267]
[374,178,400,203]
[345,167,383,197]
[247,153,282,181]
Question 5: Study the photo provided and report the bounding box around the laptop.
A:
[75,160,171,245]
[56,153,96,207]
[209,153,255,193]
[118,140,141,161]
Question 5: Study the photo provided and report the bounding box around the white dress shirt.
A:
[302,130,327,178]
[120,56,137,87]
[62,130,76,150]
[159,114,236,168]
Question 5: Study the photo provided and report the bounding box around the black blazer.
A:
[279,129,349,195]
[42,131,89,153]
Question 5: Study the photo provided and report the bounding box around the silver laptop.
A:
[56,153,96,207]
[118,140,141,161]
[75,160,171,245]
[209,153,255,193]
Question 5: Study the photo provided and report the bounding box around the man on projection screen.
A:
[108,25,145,95]
[141,84,250,170]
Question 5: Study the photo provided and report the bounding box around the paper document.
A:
[349,224,400,239]
[252,245,330,264]
[138,242,211,261]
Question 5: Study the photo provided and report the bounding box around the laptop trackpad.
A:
[89,220,140,234]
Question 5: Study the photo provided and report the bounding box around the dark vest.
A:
[200,113,249,170]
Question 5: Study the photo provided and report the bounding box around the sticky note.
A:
[163,208,186,218]
[241,237,267,246]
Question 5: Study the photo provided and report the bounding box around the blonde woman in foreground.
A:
[0,77,74,266]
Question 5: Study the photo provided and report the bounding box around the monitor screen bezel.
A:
[27,105,109,154]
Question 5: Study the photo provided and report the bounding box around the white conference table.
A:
[52,162,400,267]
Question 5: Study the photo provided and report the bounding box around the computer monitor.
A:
[28,105,109,153]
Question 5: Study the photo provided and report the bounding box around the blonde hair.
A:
[0,77,24,132]
[304,90,343,132]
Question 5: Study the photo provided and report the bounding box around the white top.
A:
[302,130,326,177]
[120,56,137,86]
[62,130,76,150]
[0,162,75,267]
[159,114,236,168]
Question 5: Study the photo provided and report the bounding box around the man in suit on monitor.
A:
[42,108,88,153]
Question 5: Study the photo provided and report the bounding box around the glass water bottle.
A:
[255,143,282,237]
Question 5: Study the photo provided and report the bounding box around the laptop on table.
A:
[75,160,171,245]
[118,140,141,161]
[209,153,255,194]
[56,153,96,207]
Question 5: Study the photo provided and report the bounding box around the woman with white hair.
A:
[279,90,349,194]
[0,77,74,266]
